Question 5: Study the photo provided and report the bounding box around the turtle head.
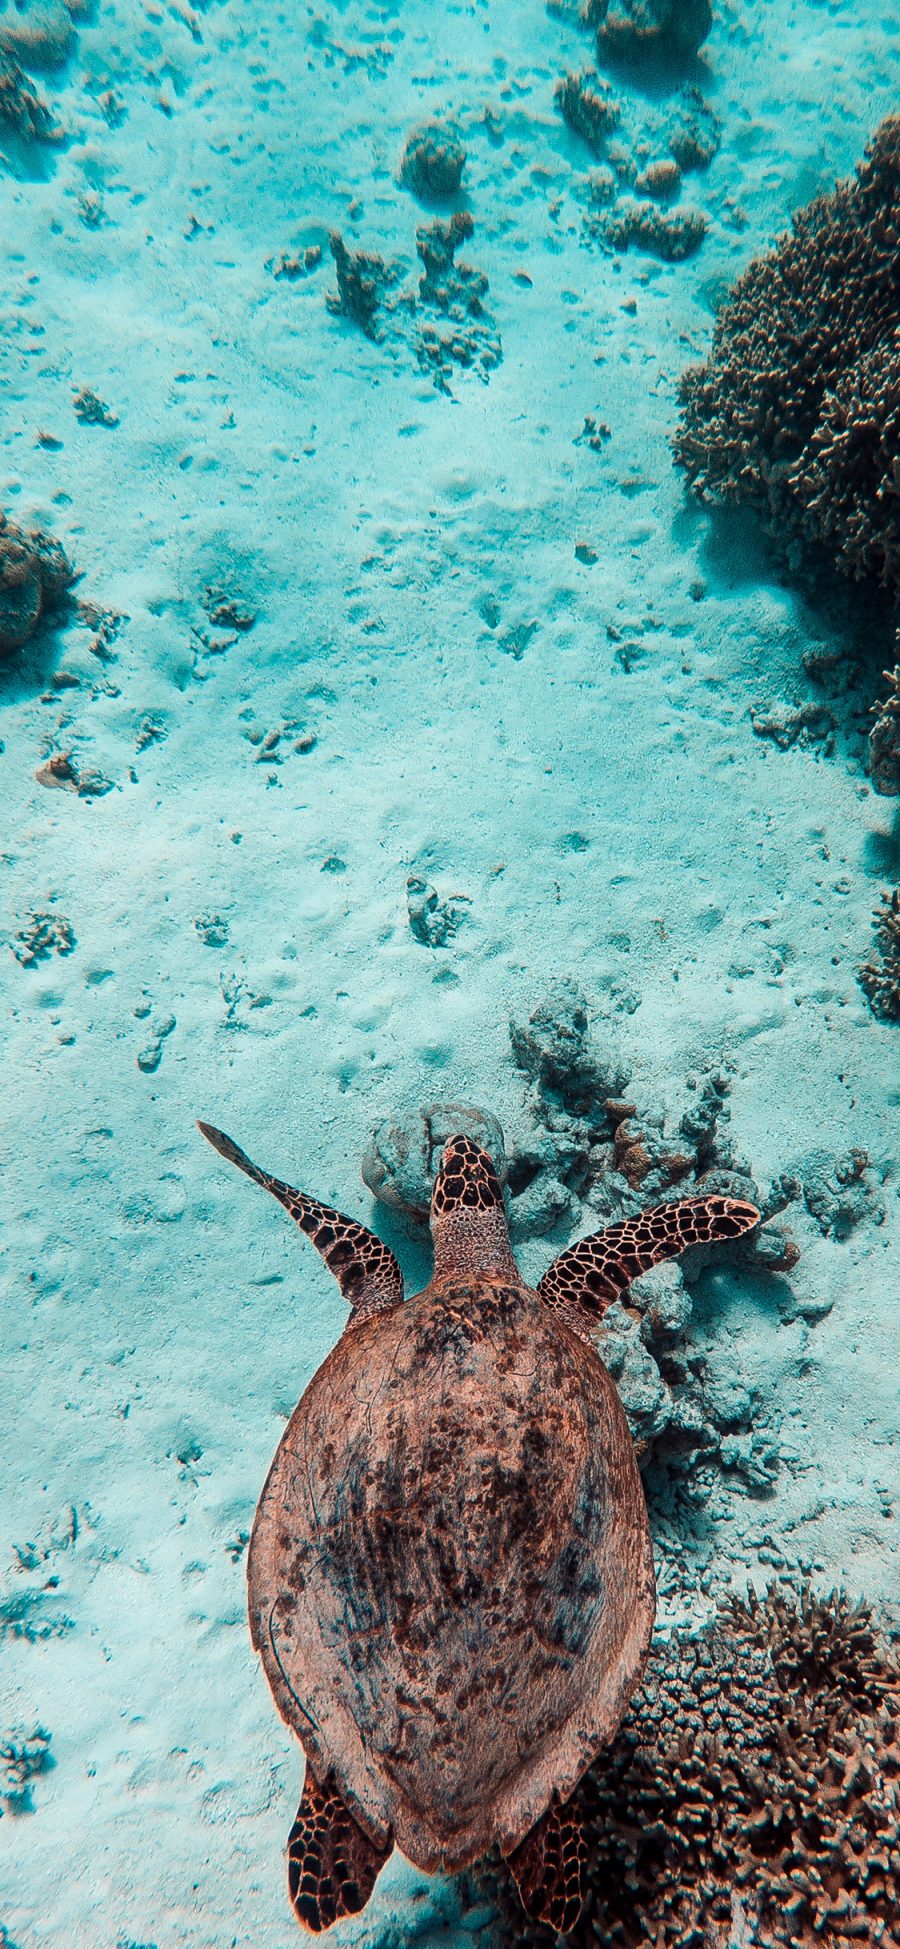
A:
[430,1134,517,1284]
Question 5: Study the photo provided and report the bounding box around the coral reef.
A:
[676,118,900,788]
[0,49,59,140]
[489,1586,900,1949]
[859,889,900,1022]
[1,1728,52,1813]
[555,69,622,152]
[325,214,499,389]
[604,195,706,259]
[869,663,900,794]
[362,1102,507,1225]
[399,121,466,201]
[415,212,501,389]
[327,232,398,339]
[0,512,73,656]
[587,0,713,64]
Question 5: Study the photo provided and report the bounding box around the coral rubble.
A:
[859,889,900,1022]
[490,1586,899,1949]
[676,118,900,788]
[0,513,73,656]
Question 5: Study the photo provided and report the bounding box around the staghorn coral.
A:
[586,0,713,63]
[675,118,900,790]
[870,663,900,794]
[0,512,73,655]
[859,887,900,1021]
[490,1586,899,1949]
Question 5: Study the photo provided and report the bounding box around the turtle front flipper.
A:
[197,1122,404,1317]
[504,1794,586,1936]
[539,1193,760,1326]
[287,1769,392,1932]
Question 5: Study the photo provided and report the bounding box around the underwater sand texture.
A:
[1,0,898,1944]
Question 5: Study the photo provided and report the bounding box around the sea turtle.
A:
[198,1121,759,1934]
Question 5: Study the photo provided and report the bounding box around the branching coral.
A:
[859,888,900,1021]
[0,512,73,655]
[489,1586,899,1948]
[675,118,900,790]
[869,664,900,794]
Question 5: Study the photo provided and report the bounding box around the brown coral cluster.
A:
[675,117,900,791]
[869,664,900,795]
[859,888,900,1021]
[491,1587,899,1949]
[0,512,73,655]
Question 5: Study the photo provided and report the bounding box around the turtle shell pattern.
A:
[248,1273,655,1874]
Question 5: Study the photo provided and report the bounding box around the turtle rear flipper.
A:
[287,1769,391,1932]
[505,1794,586,1936]
[197,1121,403,1318]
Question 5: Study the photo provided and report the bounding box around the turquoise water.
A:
[2,1,898,1944]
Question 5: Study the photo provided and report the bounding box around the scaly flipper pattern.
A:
[539,1194,760,1324]
[197,1122,404,1316]
[287,1769,391,1933]
[504,1794,586,1936]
